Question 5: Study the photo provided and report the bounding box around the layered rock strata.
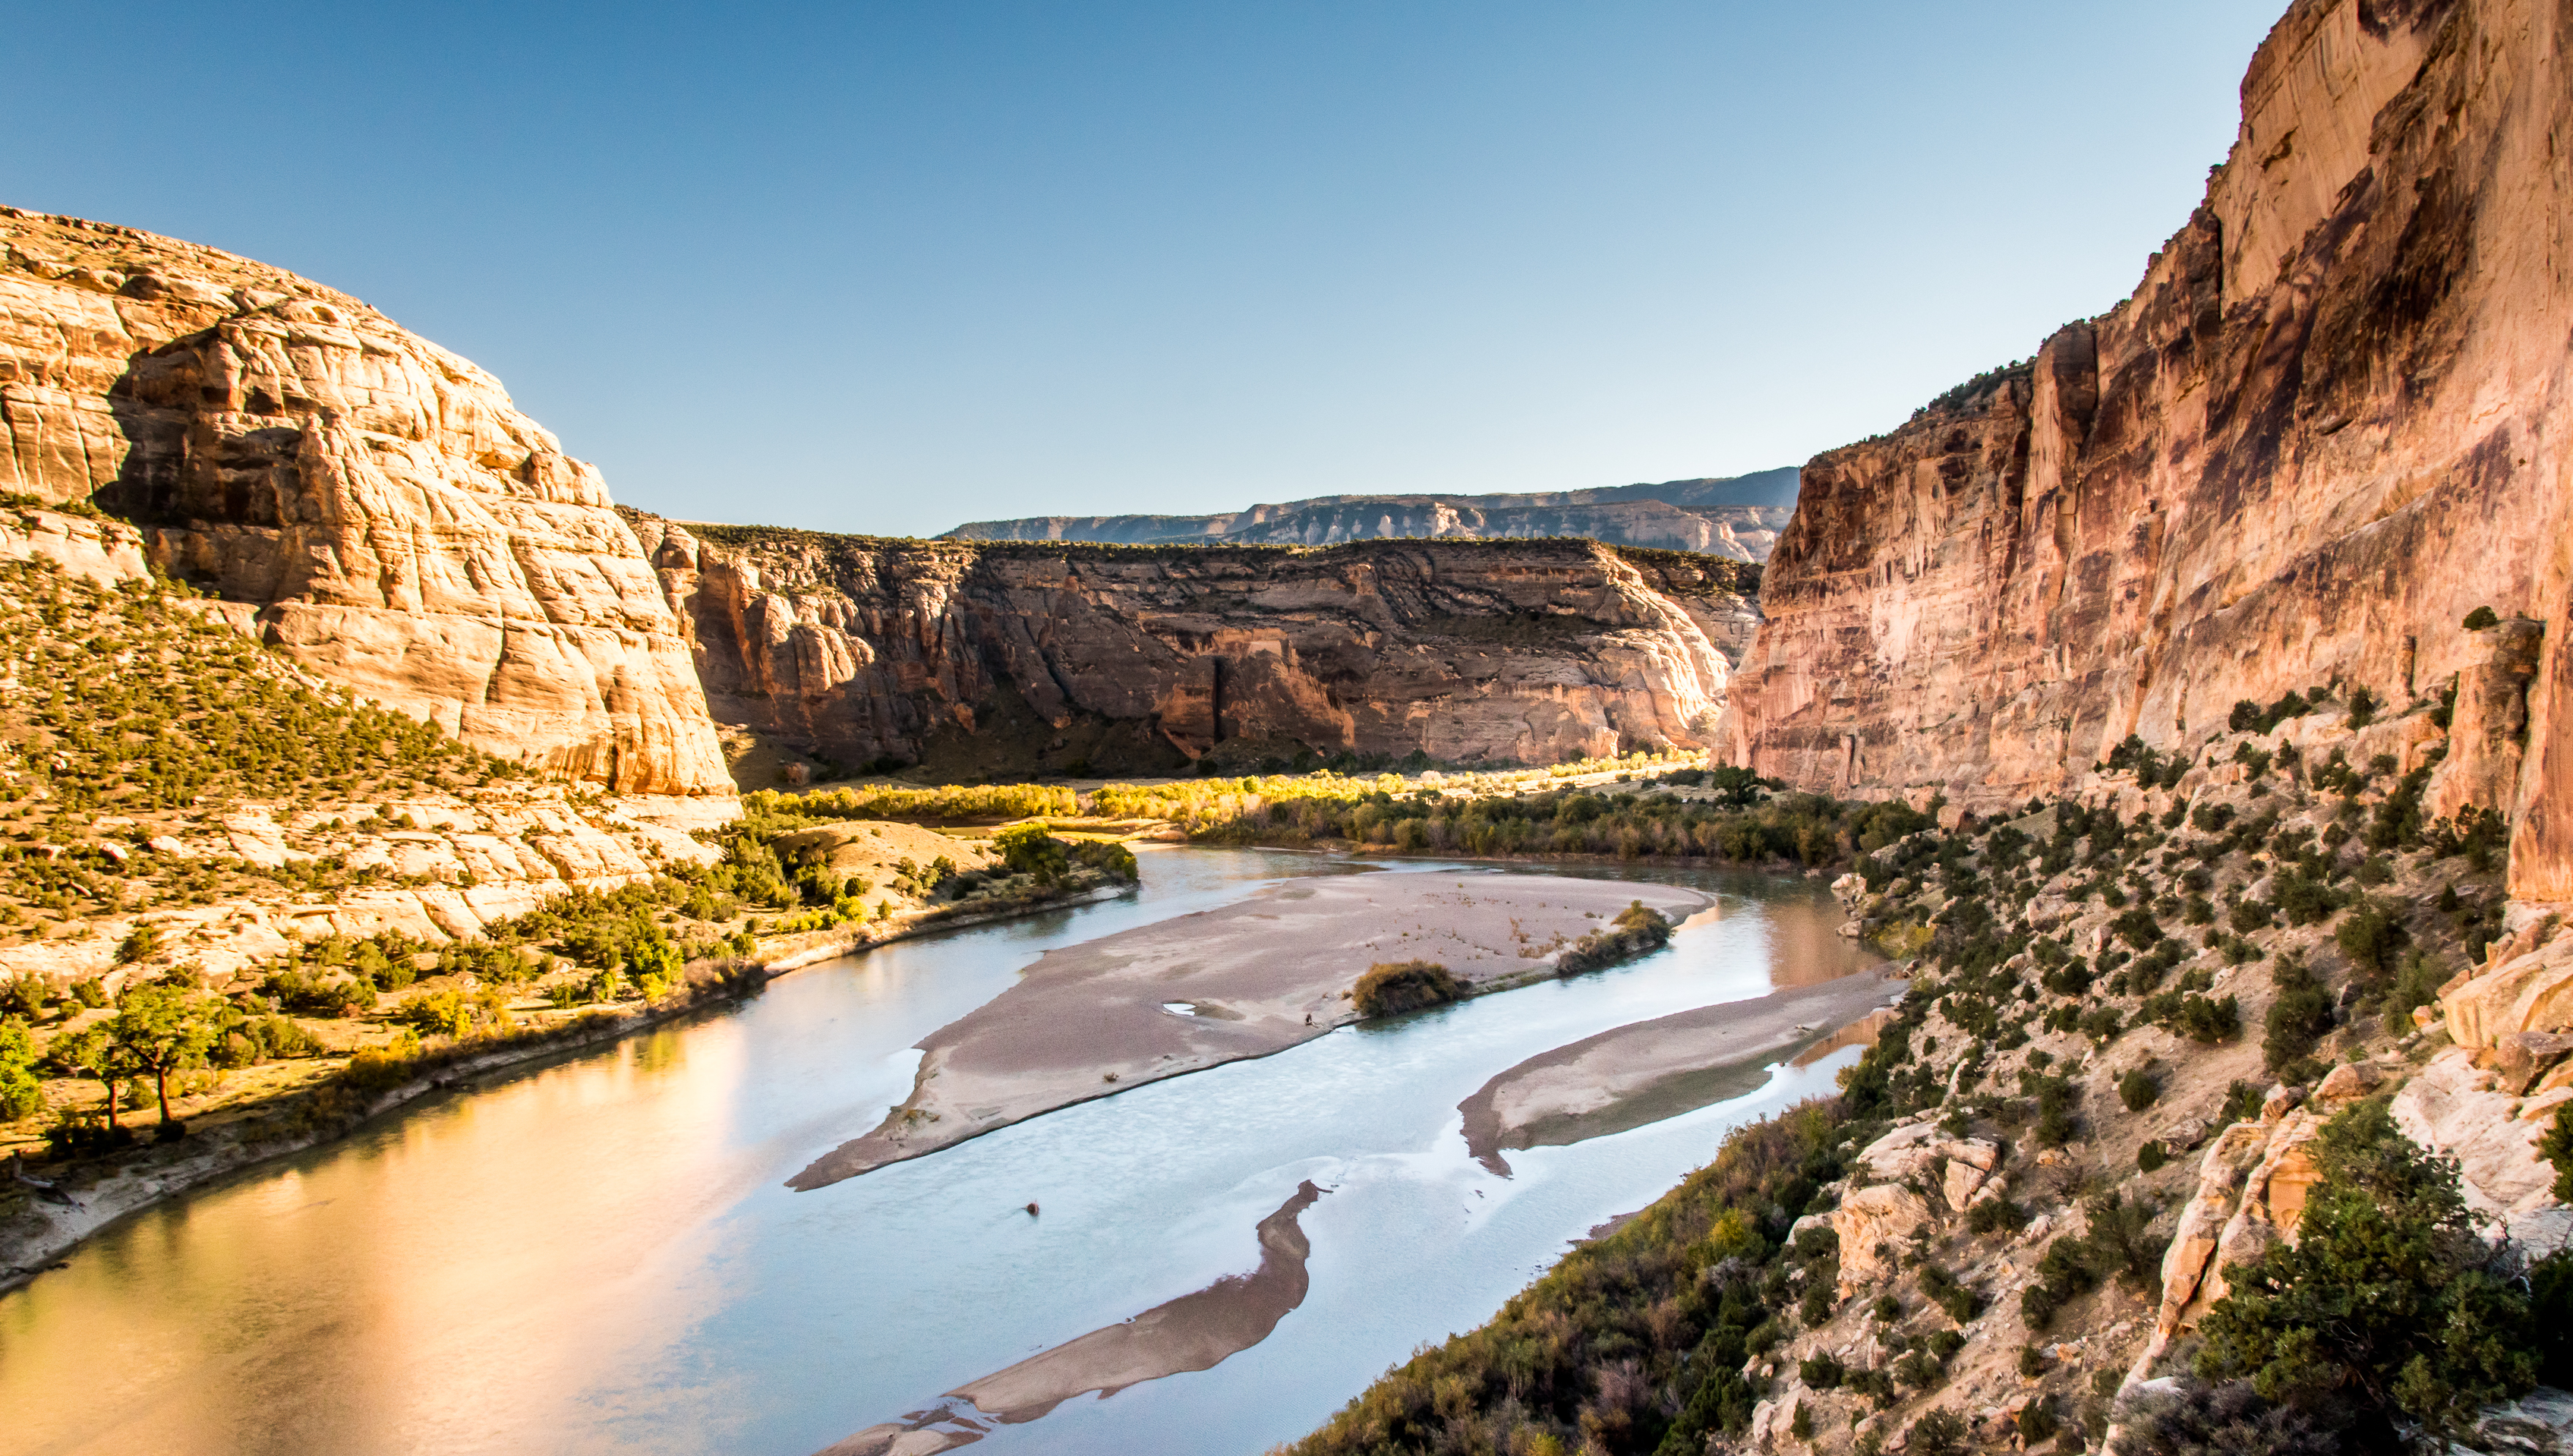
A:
[0,208,729,793]
[945,468,1800,560]
[1724,0,2573,898]
[630,513,1753,775]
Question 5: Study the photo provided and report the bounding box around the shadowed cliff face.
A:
[628,515,1755,778]
[0,207,730,794]
[1726,0,2573,896]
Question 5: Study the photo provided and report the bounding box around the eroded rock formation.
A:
[1724,0,2573,899]
[0,208,729,793]
[945,468,1800,561]
[629,512,1753,776]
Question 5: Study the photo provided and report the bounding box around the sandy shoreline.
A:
[1456,970,1902,1175]
[787,871,1711,1190]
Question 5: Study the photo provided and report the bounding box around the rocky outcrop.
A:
[0,208,729,793]
[1832,1183,1935,1297]
[944,468,1800,561]
[0,792,727,991]
[630,515,1750,776]
[1723,0,2573,901]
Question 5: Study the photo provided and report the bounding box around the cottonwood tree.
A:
[49,1025,136,1136]
[106,984,217,1127]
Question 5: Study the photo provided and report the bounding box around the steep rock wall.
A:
[628,515,1751,777]
[1725,0,2573,900]
[0,207,730,794]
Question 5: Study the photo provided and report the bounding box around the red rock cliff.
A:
[0,208,730,794]
[629,515,1752,777]
[1725,0,2573,896]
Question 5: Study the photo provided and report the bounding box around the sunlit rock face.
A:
[631,515,1752,777]
[0,206,730,793]
[1725,0,2573,895]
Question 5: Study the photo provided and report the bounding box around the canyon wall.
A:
[946,468,1800,561]
[629,513,1754,777]
[0,207,730,794]
[1724,0,2573,896]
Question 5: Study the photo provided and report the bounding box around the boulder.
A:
[1833,1183,1934,1296]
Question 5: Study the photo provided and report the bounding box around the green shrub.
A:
[2139,1139,2169,1173]
[0,975,44,1020]
[2194,1100,2540,1445]
[2263,955,2334,1076]
[2114,1379,2339,1456]
[2541,1101,2573,1202]
[0,1018,42,1120]
[1917,1264,1982,1323]
[2120,1068,2162,1112]
[2221,1079,2266,1127]
[1967,1196,2029,1235]
[1350,960,1465,1017]
[2463,606,2499,630]
[2335,897,2407,975]
[1553,901,1674,975]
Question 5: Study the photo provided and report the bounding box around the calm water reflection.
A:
[0,851,1871,1456]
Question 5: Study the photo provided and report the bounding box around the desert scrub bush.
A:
[1967,1194,2029,1235]
[2119,1067,2163,1112]
[0,559,512,829]
[2263,953,2335,1077]
[2193,1099,2546,1445]
[0,1016,42,1120]
[2021,1191,2166,1332]
[1553,900,1675,975]
[1350,960,1465,1017]
[1916,1263,1982,1322]
[2335,896,2408,975]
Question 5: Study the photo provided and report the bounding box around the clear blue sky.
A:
[5,2,2280,537]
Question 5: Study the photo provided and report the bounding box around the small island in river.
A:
[787,870,1710,1190]
[1455,969,1903,1175]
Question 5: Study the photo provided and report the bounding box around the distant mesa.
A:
[939,467,1801,562]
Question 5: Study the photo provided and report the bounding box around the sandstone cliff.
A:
[626,512,1754,777]
[1724,0,2573,898]
[0,208,729,794]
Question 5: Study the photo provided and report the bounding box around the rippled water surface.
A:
[0,850,1875,1456]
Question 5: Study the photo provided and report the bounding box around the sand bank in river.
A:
[818,1182,1327,1455]
[788,871,1709,1190]
[1456,971,1902,1175]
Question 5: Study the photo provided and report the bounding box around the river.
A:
[0,848,1875,1456]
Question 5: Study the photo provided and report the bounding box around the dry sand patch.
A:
[787,871,1709,1190]
[1457,971,1901,1175]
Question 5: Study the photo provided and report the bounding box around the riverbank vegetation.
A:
[1351,961,1465,1017]
[1556,902,1676,975]
[1282,702,2544,1454]
[2,800,1135,1176]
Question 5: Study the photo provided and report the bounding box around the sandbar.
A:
[817,1181,1327,1455]
[789,871,1707,1190]
[1456,971,1900,1175]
